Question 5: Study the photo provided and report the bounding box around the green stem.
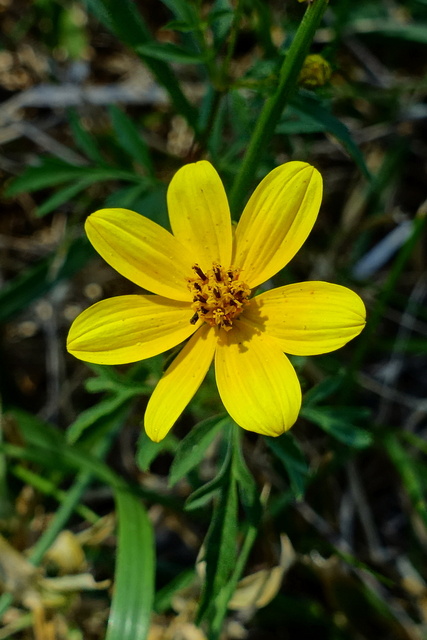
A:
[229,0,328,214]
[210,521,259,639]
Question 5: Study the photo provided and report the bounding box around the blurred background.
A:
[1,0,427,638]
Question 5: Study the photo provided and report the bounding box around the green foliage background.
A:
[1,0,427,638]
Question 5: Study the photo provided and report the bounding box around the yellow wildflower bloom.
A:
[67,161,366,442]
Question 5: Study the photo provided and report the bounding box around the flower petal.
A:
[86,208,192,300]
[167,161,233,270]
[233,162,322,287]
[67,295,198,364]
[244,282,366,355]
[215,322,301,437]
[144,324,217,442]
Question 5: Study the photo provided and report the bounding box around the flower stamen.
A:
[187,263,251,331]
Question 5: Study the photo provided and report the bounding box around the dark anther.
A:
[194,282,202,291]
[190,312,199,324]
[193,265,207,280]
[223,317,232,326]
[196,294,207,303]
[227,270,235,280]
[201,306,209,314]
[213,288,221,299]
[213,266,222,282]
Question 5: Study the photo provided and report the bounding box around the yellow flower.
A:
[67,161,365,442]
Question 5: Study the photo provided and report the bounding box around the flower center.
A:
[187,263,251,331]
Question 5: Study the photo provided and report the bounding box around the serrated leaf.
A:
[266,433,309,500]
[302,406,373,448]
[169,415,227,486]
[108,105,154,173]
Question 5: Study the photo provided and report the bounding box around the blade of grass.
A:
[105,489,155,640]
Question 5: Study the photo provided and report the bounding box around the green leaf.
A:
[197,458,238,622]
[85,0,198,130]
[10,408,64,451]
[383,432,427,528]
[209,1,234,45]
[0,236,94,323]
[160,0,200,25]
[5,158,90,195]
[66,389,140,445]
[137,430,178,472]
[353,20,427,44]
[285,92,371,179]
[35,178,100,217]
[6,157,143,196]
[68,108,106,165]
[103,184,150,209]
[231,427,262,523]
[84,364,141,394]
[185,471,225,511]
[135,42,206,64]
[5,409,121,488]
[108,105,154,173]
[105,489,155,640]
[301,406,373,448]
[266,433,309,500]
[169,415,227,486]
[154,569,195,614]
[303,376,345,407]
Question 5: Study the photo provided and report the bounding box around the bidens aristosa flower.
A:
[67,161,366,442]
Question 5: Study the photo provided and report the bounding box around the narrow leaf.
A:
[109,105,154,173]
[266,433,309,500]
[0,236,94,323]
[106,489,155,640]
[68,108,106,165]
[169,415,227,486]
[288,92,371,179]
[137,430,178,472]
[302,407,372,449]
[136,42,206,64]
[198,461,238,622]
[36,178,100,218]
